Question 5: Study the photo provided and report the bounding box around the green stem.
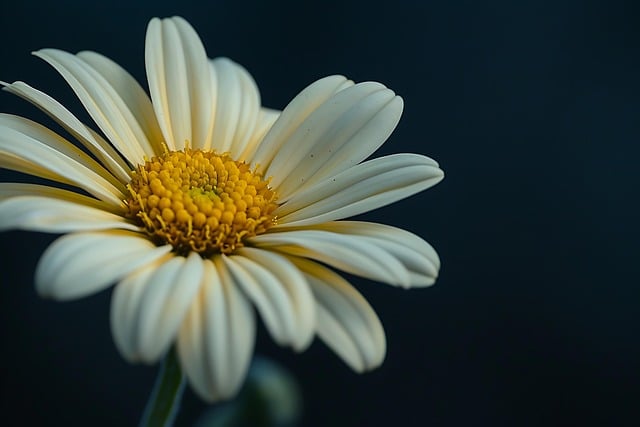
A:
[139,348,186,427]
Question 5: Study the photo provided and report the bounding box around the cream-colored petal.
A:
[292,257,386,372]
[1,81,132,183]
[175,266,209,398]
[209,58,261,158]
[0,196,138,233]
[213,256,256,394]
[0,124,125,206]
[145,17,214,151]
[35,230,172,300]
[301,221,440,286]
[266,82,402,200]
[250,229,410,287]
[276,154,443,226]
[239,107,280,162]
[77,51,165,155]
[111,256,171,362]
[34,49,154,163]
[235,247,315,350]
[0,114,126,192]
[223,250,314,350]
[0,183,120,214]
[177,258,256,402]
[251,75,353,172]
[133,252,204,363]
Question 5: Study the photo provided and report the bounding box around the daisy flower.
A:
[0,16,443,402]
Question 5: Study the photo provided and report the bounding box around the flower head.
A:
[0,16,443,401]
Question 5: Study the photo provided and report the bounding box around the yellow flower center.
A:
[125,148,278,256]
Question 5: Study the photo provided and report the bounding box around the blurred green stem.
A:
[139,348,186,427]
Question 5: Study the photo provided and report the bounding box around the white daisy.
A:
[0,16,443,402]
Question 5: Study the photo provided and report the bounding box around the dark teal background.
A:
[1,0,639,425]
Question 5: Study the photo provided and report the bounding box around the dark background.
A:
[1,0,639,425]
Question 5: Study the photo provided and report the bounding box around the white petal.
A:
[133,252,204,363]
[34,49,154,163]
[209,58,261,158]
[251,75,353,172]
[0,183,120,214]
[235,248,315,350]
[0,114,125,192]
[239,107,280,162]
[266,82,402,200]
[175,269,208,398]
[111,257,168,362]
[276,153,443,226]
[177,257,256,401]
[145,17,214,151]
[35,231,172,300]
[0,196,138,233]
[2,80,132,183]
[308,221,440,285]
[250,229,411,287]
[223,250,315,350]
[0,122,125,206]
[77,51,165,155]
[292,257,386,372]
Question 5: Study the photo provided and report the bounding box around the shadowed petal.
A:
[223,249,315,350]
[124,252,205,363]
[35,230,172,300]
[250,229,410,287]
[292,257,386,372]
[209,58,261,158]
[177,257,256,402]
[252,222,440,288]
[311,221,440,285]
[111,256,170,362]
[239,107,280,162]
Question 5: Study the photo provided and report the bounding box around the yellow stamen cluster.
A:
[126,148,278,255]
